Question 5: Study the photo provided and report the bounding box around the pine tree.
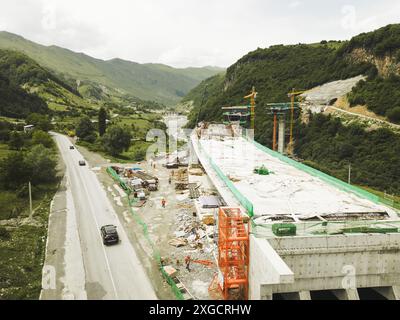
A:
[98,107,107,136]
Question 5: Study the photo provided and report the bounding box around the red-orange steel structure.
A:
[218,207,249,300]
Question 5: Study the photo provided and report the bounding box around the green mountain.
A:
[0,32,224,105]
[184,24,400,195]
[0,49,82,118]
[0,48,98,117]
[185,24,400,126]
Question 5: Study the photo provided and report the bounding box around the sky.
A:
[0,0,400,68]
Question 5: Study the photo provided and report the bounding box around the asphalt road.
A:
[49,133,157,300]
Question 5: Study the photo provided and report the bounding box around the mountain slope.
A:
[0,48,96,116]
[183,24,400,196]
[341,24,400,122]
[185,41,374,131]
[0,32,224,105]
[185,24,400,127]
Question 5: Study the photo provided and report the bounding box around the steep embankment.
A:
[342,24,400,123]
[0,32,224,105]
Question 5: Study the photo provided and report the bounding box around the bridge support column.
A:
[278,117,285,154]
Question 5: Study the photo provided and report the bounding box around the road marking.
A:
[73,155,119,299]
[57,134,119,300]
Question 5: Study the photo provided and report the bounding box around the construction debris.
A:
[189,183,200,199]
[202,216,216,226]
[163,265,178,278]
[189,168,204,176]
[168,238,187,247]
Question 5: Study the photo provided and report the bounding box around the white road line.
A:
[66,141,119,299]
[79,174,119,299]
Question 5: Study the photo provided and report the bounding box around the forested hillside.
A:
[0,49,88,118]
[184,24,400,195]
[343,24,400,122]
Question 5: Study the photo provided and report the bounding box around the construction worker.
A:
[184,256,191,272]
[168,176,172,185]
[161,198,166,208]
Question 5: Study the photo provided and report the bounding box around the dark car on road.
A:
[78,160,86,166]
[100,225,120,246]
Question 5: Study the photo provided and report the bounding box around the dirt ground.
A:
[76,143,218,300]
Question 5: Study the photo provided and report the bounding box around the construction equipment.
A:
[244,86,257,130]
[287,89,307,155]
[254,165,271,175]
[218,207,249,300]
[272,223,297,237]
[222,106,250,126]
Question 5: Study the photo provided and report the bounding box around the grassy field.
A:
[0,137,60,299]
[78,139,152,163]
[0,188,57,299]
[0,179,59,299]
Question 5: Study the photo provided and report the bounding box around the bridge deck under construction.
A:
[196,125,397,222]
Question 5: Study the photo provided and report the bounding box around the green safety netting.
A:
[251,218,400,238]
[243,135,400,214]
[199,135,400,232]
[198,143,254,217]
[107,167,184,300]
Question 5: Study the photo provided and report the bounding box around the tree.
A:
[25,145,57,185]
[102,126,132,156]
[26,113,52,132]
[0,152,30,189]
[32,130,54,148]
[76,116,96,143]
[98,107,107,136]
[8,131,24,150]
[387,107,400,123]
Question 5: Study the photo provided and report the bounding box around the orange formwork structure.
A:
[218,207,249,300]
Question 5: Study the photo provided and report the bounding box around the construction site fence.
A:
[197,141,254,217]
[106,167,184,300]
[243,135,399,213]
[251,219,400,239]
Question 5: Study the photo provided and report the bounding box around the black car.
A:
[100,225,120,245]
[69,146,75,150]
[78,160,86,166]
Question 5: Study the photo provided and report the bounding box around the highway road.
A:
[47,133,157,300]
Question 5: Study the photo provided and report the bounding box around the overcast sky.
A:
[0,0,400,68]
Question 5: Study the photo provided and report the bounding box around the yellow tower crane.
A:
[287,88,307,155]
[244,86,257,131]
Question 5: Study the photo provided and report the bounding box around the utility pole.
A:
[348,163,351,185]
[29,181,33,217]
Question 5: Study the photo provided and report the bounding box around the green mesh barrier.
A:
[244,137,385,203]
[209,158,254,217]
[107,167,184,300]
[197,142,254,217]
[251,218,400,238]
[106,167,132,195]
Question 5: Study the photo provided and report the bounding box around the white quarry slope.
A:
[301,75,366,105]
[199,136,396,220]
